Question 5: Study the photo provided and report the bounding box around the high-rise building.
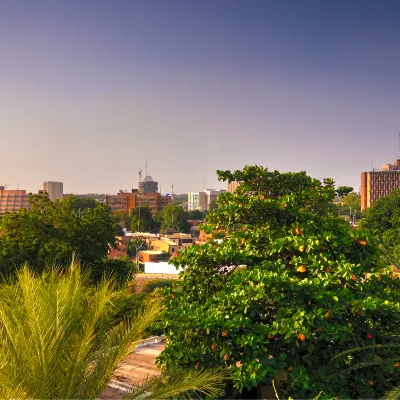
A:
[0,188,30,214]
[43,181,63,201]
[361,159,400,210]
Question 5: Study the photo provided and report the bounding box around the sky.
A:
[1,0,400,194]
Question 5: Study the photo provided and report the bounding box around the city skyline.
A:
[1,0,400,193]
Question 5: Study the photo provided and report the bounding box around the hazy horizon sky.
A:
[1,0,400,194]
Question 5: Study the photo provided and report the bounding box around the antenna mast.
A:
[171,184,174,200]
[145,160,148,177]
[139,169,142,184]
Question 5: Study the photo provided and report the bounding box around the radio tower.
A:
[171,184,174,201]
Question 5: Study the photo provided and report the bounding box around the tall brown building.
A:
[0,187,30,214]
[361,159,400,211]
[106,189,171,216]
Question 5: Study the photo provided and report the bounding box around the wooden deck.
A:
[100,339,165,399]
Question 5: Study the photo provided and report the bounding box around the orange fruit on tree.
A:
[358,239,367,245]
[297,333,306,341]
[224,353,230,361]
[351,274,357,281]
[393,362,400,367]
[297,265,307,273]
[221,330,228,337]
[211,344,217,351]
[294,226,302,235]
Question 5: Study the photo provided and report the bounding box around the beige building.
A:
[227,181,240,192]
[361,160,400,210]
[0,188,30,214]
[43,181,63,201]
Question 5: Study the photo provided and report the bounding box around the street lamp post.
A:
[135,244,145,271]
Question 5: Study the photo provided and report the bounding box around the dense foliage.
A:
[131,206,158,233]
[0,195,116,278]
[361,188,400,262]
[159,166,400,398]
[158,204,191,233]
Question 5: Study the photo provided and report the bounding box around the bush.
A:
[158,166,400,399]
[142,279,176,293]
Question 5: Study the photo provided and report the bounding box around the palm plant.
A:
[0,260,227,399]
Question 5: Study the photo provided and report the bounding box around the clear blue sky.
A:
[1,0,400,194]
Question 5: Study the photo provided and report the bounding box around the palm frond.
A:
[387,385,400,400]
[0,260,163,399]
[332,344,400,360]
[127,368,229,400]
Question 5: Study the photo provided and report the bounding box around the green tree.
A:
[361,189,400,261]
[127,237,148,258]
[159,166,400,399]
[131,207,154,232]
[73,197,99,212]
[0,195,116,276]
[336,185,354,198]
[0,261,226,399]
[337,193,361,216]
[111,211,131,230]
[159,204,190,233]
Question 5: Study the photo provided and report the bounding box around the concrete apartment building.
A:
[188,192,208,210]
[361,159,400,211]
[187,189,226,211]
[0,187,30,214]
[43,181,63,201]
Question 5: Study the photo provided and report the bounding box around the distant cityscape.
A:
[2,157,400,215]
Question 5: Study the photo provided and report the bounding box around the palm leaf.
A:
[127,367,229,400]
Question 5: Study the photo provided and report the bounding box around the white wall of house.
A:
[144,262,183,275]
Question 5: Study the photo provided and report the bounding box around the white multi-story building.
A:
[43,181,63,201]
[188,189,225,211]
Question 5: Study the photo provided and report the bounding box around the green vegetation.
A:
[127,237,148,258]
[159,166,400,398]
[0,261,226,399]
[335,185,354,198]
[0,195,116,278]
[159,204,191,233]
[131,206,158,232]
[361,188,400,262]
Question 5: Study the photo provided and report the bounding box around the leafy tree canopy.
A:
[0,195,116,277]
[159,204,191,233]
[336,186,353,198]
[127,237,148,258]
[361,189,400,261]
[159,166,400,399]
[130,206,155,233]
